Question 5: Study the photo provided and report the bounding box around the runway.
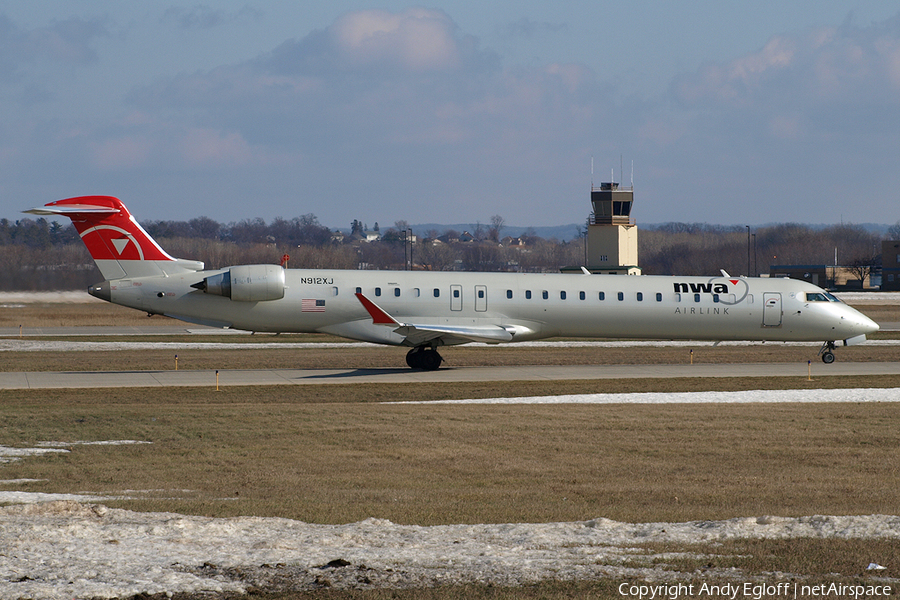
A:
[2,361,899,389]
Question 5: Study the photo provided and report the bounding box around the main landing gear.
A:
[406,346,443,371]
[818,341,837,364]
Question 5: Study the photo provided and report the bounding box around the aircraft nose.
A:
[845,310,880,337]
[860,314,880,334]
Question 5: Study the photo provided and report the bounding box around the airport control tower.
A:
[581,181,641,274]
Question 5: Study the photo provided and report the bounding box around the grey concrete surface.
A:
[1,362,898,390]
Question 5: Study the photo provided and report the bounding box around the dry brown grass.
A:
[3,385,900,526]
[0,299,181,328]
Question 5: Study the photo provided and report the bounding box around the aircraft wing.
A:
[355,293,514,345]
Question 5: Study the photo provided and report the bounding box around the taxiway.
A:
[1,361,899,389]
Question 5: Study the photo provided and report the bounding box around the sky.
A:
[2,2,900,230]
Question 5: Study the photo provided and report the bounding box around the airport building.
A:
[563,182,641,275]
[881,240,900,290]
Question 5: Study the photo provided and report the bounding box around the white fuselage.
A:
[99,269,878,347]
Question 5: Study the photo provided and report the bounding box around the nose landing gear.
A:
[406,346,443,370]
[818,341,836,364]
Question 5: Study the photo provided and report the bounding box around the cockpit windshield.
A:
[806,292,842,303]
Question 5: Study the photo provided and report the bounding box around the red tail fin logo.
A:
[32,196,174,262]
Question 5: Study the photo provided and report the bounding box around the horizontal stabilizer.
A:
[355,292,514,346]
[25,204,120,217]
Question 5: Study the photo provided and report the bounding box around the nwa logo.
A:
[80,225,145,260]
[673,281,735,294]
[112,238,132,255]
[673,278,749,307]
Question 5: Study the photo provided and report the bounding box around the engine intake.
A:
[192,264,285,302]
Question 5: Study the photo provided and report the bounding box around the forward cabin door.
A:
[762,292,782,327]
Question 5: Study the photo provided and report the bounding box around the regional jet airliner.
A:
[27,196,879,370]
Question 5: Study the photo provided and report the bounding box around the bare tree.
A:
[488,214,505,242]
[846,256,879,288]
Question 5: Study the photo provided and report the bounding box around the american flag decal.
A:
[301,299,326,312]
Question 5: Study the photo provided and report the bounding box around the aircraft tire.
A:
[406,349,422,369]
[420,349,442,371]
[406,347,442,370]
[821,351,835,364]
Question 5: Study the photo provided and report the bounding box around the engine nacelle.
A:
[193,264,285,302]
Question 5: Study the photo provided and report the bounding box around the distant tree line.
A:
[0,214,891,291]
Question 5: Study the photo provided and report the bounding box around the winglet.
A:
[355,293,400,325]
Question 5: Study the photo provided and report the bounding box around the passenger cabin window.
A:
[560,291,566,300]
[413,288,420,297]
[694,293,701,302]
[542,290,549,300]
[433,288,440,298]
[713,294,719,303]
[525,290,532,299]
[507,289,513,299]
[617,292,624,301]
[579,291,586,300]
[394,288,401,297]
[599,292,606,301]
[375,287,382,297]
[453,289,460,298]
[656,293,662,302]
[636,292,643,301]
[478,289,485,299]
[356,287,362,294]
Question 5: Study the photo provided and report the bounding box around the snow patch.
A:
[0,502,897,600]
[35,440,152,448]
[0,445,68,464]
[395,387,900,404]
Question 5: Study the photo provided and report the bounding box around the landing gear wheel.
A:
[406,347,443,371]
[818,340,837,364]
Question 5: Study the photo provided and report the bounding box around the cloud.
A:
[179,127,255,167]
[90,135,153,170]
[0,14,107,79]
[160,5,263,30]
[127,7,602,157]
[262,7,490,77]
[671,14,900,109]
[331,8,463,72]
[106,7,631,223]
[499,17,568,40]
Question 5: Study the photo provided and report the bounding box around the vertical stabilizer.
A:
[25,196,204,280]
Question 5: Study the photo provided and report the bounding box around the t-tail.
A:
[25,196,204,281]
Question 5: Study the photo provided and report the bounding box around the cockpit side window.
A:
[806,292,842,303]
